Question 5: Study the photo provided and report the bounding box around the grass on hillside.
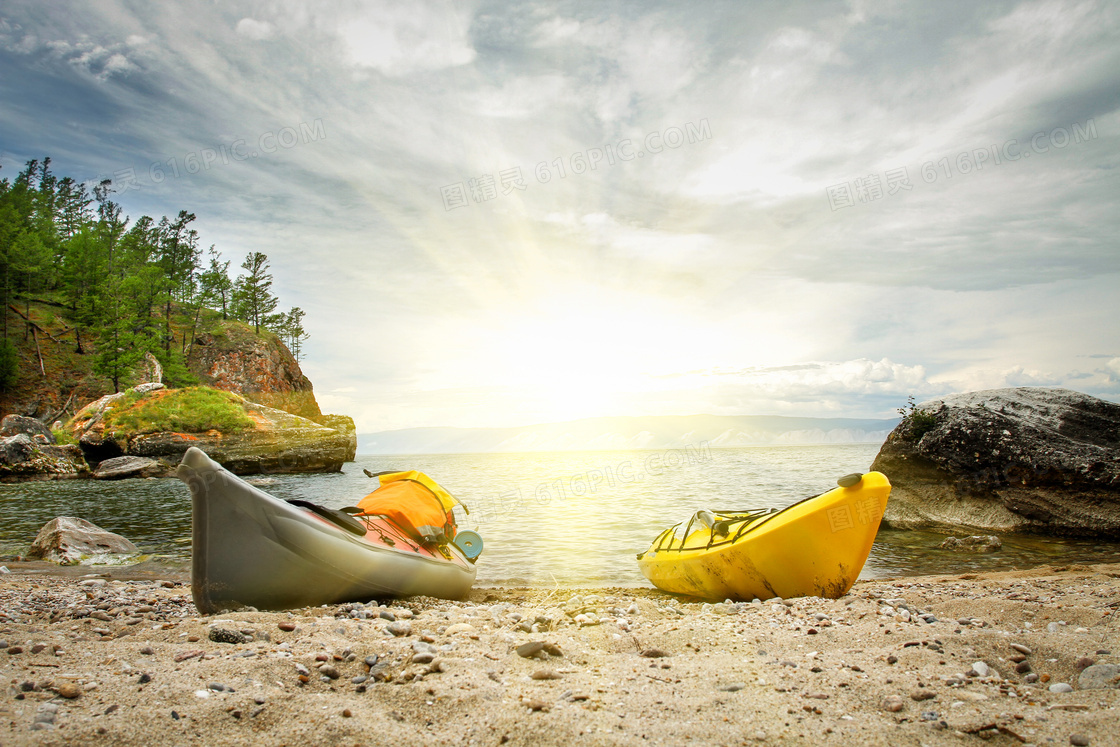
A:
[2,296,280,421]
[101,386,254,435]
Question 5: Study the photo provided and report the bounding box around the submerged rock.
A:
[873,387,1120,538]
[26,516,138,564]
[938,535,1002,553]
[92,455,168,480]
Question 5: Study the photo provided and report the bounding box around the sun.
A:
[460,292,719,423]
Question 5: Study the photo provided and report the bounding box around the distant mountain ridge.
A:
[358,414,899,455]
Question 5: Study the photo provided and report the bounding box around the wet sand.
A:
[1,563,1118,746]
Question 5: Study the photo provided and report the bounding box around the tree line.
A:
[0,158,309,393]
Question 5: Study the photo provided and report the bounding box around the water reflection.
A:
[4,445,1119,586]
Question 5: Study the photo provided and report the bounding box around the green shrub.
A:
[51,428,77,445]
[897,395,937,443]
[103,387,253,434]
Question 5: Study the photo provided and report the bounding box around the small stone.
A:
[882,695,905,712]
[444,623,475,635]
[1047,622,1064,633]
[138,673,152,684]
[1025,673,1039,683]
[530,669,561,680]
[411,652,435,664]
[641,648,669,658]
[969,662,990,678]
[173,649,204,662]
[56,683,81,699]
[7,646,23,655]
[516,641,546,658]
[886,655,898,665]
[910,689,936,701]
[717,682,745,692]
[542,643,563,657]
[351,675,368,684]
[379,610,396,621]
[278,622,297,632]
[1015,661,1032,674]
[207,682,233,692]
[1010,643,1032,655]
[1048,682,1073,693]
[1077,663,1120,690]
[319,665,340,679]
[1070,736,1090,746]
[364,655,379,668]
[342,708,352,718]
[139,646,154,655]
[386,621,412,637]
[208,628,248,645]
[1074,657,1096,671]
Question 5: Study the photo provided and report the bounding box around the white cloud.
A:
[337,2,476,75]
[235,18,274,41]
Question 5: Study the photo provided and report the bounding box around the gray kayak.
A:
[177,446,477,614]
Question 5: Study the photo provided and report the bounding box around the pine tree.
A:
[234,252,278,334]
[198,247,233,320]
[285,307,309,362]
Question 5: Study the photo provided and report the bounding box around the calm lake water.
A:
[4,444,1119,586]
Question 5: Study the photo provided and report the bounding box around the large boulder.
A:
[873,387,1120,538]
[27,516,138,564]
[0,433,89,481]
[92,455,168,480]
[0,414,55,443]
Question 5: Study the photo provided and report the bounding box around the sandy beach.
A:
[1,562,1118,746]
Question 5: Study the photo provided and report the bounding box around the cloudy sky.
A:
[1,0,1117,431]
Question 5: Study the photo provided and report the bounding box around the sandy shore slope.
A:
[1,563,1118,746]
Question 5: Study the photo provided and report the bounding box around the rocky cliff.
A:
[189,320,322,420]
[872,387,1120,538]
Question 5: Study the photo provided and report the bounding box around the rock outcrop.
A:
[190,320,322,420]
[151,401,354,475]
[27,516,138,564]
[0,414,55,443]
[0,433,88,481]
[69,385,353,475]
[873,387,1120,538]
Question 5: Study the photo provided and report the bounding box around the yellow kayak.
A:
[637,472,891,601]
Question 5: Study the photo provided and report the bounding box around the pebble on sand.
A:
[55,683,81,699]
[882,695,905,712]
